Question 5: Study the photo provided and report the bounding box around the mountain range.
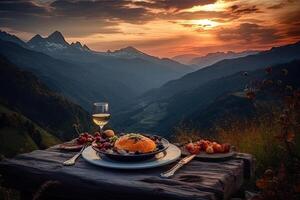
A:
[190,50,259,68]
[1,29,299,138]
[172,54,199,65]
[183,60,300,132]
[0,30,193,112]
[27,31,91,55]
[112,41,300,135]
[172,50,258,68]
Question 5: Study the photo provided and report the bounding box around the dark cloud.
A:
[0,0,227,36]
[279,9,300,25]
[50,0,151,23]
[133,0,217,11]
[230,5,261,15]
[278,9,300,40]
[170,10,234,21]
[0,0,152,36]
[0,0,48,15]
[217,23,281,44]
[230,5,239,11]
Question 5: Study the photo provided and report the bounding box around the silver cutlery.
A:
[63,144,87,166]
[160,154,196,178]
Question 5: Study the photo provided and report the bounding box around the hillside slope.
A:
[0,39,135,112]
[185,60,300,132]
[0,32,192,112]
[26,31,193,97]
[0,104,60,157]
[113,59,300,135]
[0,56,90,140]
[141,41,300,103]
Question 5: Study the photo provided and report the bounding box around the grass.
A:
[0,104,60,158]
[0,127,38,158]
[0,104,61,200]
[217,119,286,175]
[174,116,300,180]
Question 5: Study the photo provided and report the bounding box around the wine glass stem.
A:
[99,126,103,133]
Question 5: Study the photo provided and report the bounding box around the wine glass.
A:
[92,102,110,133]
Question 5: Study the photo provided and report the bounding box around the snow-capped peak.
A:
[107,46,148,59]
[47,31,68,46]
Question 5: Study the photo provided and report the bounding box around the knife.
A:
[160,154,196,178]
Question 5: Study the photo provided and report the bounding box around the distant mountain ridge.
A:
[172,50,258,67]
[106,46,147,58]
[0,30,192,112]
[26,31,193,78]
[0,30,27,48]
[190,50,259,68]
[0,38,135,112]
[141,41,300,103]
[25,31,192,72]
[172,54,199,64]
[27,30,91,54]
[182,60,300,132]
[113,41,300,134]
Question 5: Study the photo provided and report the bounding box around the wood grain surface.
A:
[0,147,254,200]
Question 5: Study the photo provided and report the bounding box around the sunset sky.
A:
[0,0,300,57]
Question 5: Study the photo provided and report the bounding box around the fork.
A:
[160,154,196,178]
[63,144,87,166]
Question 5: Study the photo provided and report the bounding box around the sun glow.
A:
[186,0,227,12]
[189,19,220,30]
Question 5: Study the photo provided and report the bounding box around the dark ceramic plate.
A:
[181,147,236,161]
[92,134,169,161]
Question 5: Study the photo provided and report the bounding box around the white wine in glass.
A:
[92,102,110,133]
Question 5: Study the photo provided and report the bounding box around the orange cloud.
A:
[0,0,299,57]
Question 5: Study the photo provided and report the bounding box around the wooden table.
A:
[0,147,254,200]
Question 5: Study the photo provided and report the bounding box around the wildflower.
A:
[274,133,284,140]
[285,85,293,92]
[282,109,290,115]
[279,114,289,125]
[245,91,256,100]
[277,80,282,85]
[256,178,268,189]
[263,79,273,86]
[286,131,295,142]
[262,79,268,86]
[281,68,288,76]
[293,89,300,98]
[267,80,273,85]
[265,67,272,74]
[284,96,296,109]
[264,169,274,179]
[277,163,287,181]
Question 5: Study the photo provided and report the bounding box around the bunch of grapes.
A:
[77,132,94,144]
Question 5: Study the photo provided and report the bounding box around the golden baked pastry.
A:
[114,133,156,153]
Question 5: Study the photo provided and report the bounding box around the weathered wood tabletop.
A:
[0,146,254,200]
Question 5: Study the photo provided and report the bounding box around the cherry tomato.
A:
[186,143,200,154]
[213,143,222,153]
[222,143,231,153]
[206,145,214,154]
